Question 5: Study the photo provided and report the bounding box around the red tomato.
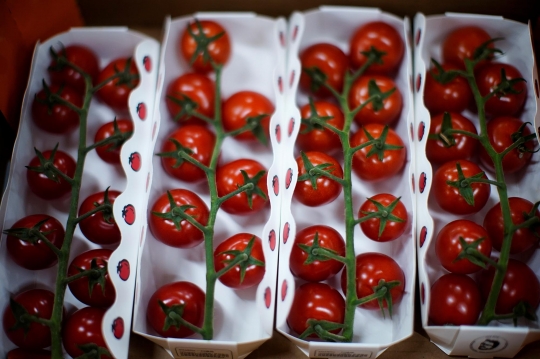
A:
[359,193,408,242]
[350,124,406,181]
[484,197,540,254]
[2,289,55,349]
[442,26,493,69]
[433,160,491,215]
[165,73,215,126]
[349,21,404,75]
[62,307,111,359]
[216,159,268,215]
[294,151,343,207]
[32,84,82,134]
[222,91,274,142]
[426,112,479,164]
[289,225,345,282]
[297,101,344,154]
[299,43,348,96]
[5,214,64,270]
[94,119,133,164]
[78,190,122,245]
[180,20,231,73]
[7,348,51,359]
[96,58,140,110]
[48,45,100,93]
[160,125,216,182]
[429,273,482,325]
[149,189,209,248]
[424,63,473,115]
[287,282,345,338]
[26,148,76,200]
[67,249,116,307]
[349,75,402,126]
[214,233,265,289]
[435,220,492,274]
[146,281,205,338]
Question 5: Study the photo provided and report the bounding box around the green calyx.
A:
[300,97,335,134]
[26,144,64,183]
[152,191,196,231]
[239,170,267,209]
[3,218,52,245]
[353,279,401,319]
[156,138,194,168]
[217,236,264,284]
[298,319,346,342]
[361,196,405,239]
[362,125,403,161]
[187,18,225,66]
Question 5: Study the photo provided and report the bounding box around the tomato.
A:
[67,249,116,307]
[180,20,231,73]
[349,21,404,75]
[424,63,473,115]
[78,190,122,245]
[160,125,216,182]
[297,100,344,154]
[62,307,111,359]
[2,289,55,349]
[214,233,265,289]
[442,26,493,69]
[433,160,491,215]
[299,43,348,97]
[349,75,402,126]
[484,197,540,254]
[341,252,405,311]
[26,148,76,200]
[479,116,534,174]
[286,282,345,338]
[358,193,408,242]
[94,119,133,164]
[48,44,100,93]
[149,189,209,248]
[476,63,527,117]
[350,124,406,181]
[222,91,274,142]
[146,281,205,338]
[165,73,215,126]
[216,159,268,215]
[435,220,492,274]
[289,225,345,282]
[294,151,343,207]
[426,112,479,164]
[429,273,482,325]
[5,214,64,270]
[32,83,82,134]
[7,348,51,359]
[96,58,139,110]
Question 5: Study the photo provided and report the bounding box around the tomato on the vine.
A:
[165,73,215,126]
[222,91,274,142]
[299,43,348,97]
[297,100,344,154]
[96,58,139,110]
[48,45,100,93]
[78,190,122,246]
[32,84,82,134]
[62,307,111,359]
[423,63,473,115]
[358,193,408,242]
[26,148,76,200]
[94,119,133,164]
[442,26,493,69]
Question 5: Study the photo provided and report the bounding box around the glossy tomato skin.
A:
[442,26,493,69]
[96,58,139,110]
[165,73,215,126]
[62,307,111,359]
[27,149,76,200]
[214,233,265,289]
[435,220,492,274]
[49,45,99,93]
[94,119,133,164]
[424,63,473,115]
[429,273,482,325]
[289,225,345,282]
[299,43,348,97]
[68,249,116,307]
[216,159,268,215]
[147,281,205,338]
[2,289,55,349]
[349,21,404,75]
[287,282,345,338]
[222,91,274,141]
[350,124,406,181]
[32,84,82,134]
[7,348,51,359]
[294,151,343,207]
[359,193,408,242]
[180,20,231,73]
[149,189,209,248]
[78,190,122,245]
[433,160,491,215]
[297,101,344,154]
[6,214,65,270]
[484,197,540,254]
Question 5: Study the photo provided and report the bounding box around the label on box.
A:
[174,348,233,359]
[313,350,373,358]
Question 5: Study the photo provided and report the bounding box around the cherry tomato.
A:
[294,151,343,207]
[350,124,406,181]
[48,45,100,93]
[160,125,216,182]
[349,21,404,75]
[214,233,265,289]
[26,148,76,200]
[299,43,348,97]
[289,225,345,282]
[359,193,408,242]
[433,160,491,215]
[94,119,133,164]
[222,91,274,142]
[180,20,231,73]
[149,189,209,248]
[32,84,82,134]
[62,307,111,359]
[5,214,64,270]
[297,100,344,154]
[78,190,122,245]
[146,281,205,338]
[7,348,51,359]
[442,26,493,69]
[96,58,139,110]
[216,159,268,215]
[165,73,215,126]
[429,273,482,325]
[424,63,473,115]
[484,197,540,254]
